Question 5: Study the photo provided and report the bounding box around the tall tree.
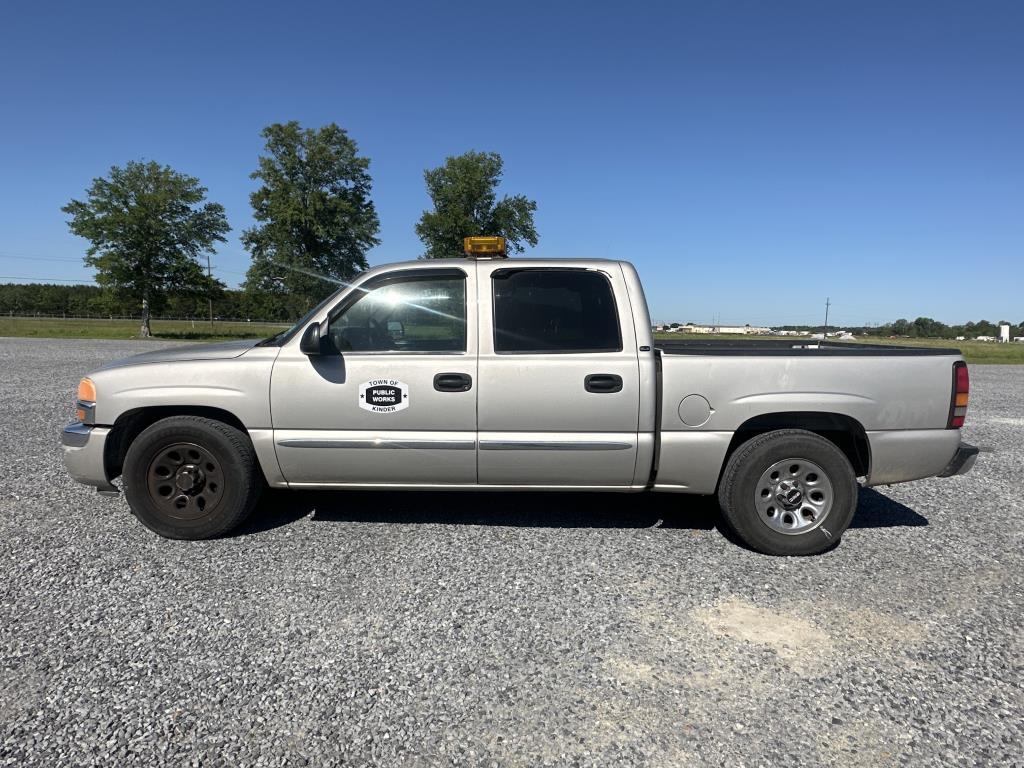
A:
[416,151,538,259]
[63,161,228,337]
[243,122,380,312]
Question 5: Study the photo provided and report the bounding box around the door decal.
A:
[359,379,409,413]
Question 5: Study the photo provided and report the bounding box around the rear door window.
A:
[492,269,621,353]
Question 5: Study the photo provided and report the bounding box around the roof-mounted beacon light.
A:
[463,236,507,258]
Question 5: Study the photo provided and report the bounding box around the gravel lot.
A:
[1,337,1021,767]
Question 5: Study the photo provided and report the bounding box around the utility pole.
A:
[206,253,214,331]
[823,297,831,339]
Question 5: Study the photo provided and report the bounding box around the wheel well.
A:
[723,412,870,479]
[104,406,249,480]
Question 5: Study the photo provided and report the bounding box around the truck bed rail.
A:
[654,340,962,356]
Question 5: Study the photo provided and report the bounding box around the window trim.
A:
[324,267,469,355]
[490,267,624,355]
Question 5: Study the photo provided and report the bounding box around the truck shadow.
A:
[239,486,926,535]
[852,487,929,528]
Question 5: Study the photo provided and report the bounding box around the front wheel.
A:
[122,416,261,540]
[717,429,858,555]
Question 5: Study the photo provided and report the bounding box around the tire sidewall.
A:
[123,418,254,539]
[719,430,858,556]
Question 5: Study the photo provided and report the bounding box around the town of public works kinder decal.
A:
[358,379,409,413]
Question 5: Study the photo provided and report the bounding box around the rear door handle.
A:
[434,372,473,392]
[584,374,623,393]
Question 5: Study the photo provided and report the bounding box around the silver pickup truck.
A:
[61,249,978,555]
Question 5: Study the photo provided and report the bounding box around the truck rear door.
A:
[476,263,641,486]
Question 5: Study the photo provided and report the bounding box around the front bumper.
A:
[938,441,980,478]
[61,423,118,493]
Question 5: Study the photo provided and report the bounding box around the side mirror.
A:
[299,321,322,355]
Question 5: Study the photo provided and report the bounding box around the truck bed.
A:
[652,339,964,492]
[655,339,962,356]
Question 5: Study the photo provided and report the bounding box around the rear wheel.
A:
[717,429,858,555]
[123,416,261,539]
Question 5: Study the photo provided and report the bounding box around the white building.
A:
[678,324,774,335]
[652,323,783,336]
[998,324,1011,343]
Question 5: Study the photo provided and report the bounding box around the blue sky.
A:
[1,0,1020,326]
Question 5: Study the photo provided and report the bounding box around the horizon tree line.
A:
[2,282,1017,341]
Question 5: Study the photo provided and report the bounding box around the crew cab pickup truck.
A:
[61,250,979,555]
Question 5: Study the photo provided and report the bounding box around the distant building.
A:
[975,335,996,342]
[809,330,854,340]
[652,323,788,336]
[998,324,1011,343]
[678,324,774,335]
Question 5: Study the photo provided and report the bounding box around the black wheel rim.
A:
[146,442,225,521]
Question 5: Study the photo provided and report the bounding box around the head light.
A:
[77,378,96,403]
[76,378,96,423]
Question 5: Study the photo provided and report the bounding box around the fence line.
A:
[3,312,291,325]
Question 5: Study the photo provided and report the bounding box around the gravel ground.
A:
[0,337,1021,767]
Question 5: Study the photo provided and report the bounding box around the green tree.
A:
[243,122,380,312]
[910,317,950,338]
[62,161,228,336]
[890,318,911,336]
[416,151,538,259]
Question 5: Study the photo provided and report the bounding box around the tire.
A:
[717,429,858,556]
[122,416,261,540]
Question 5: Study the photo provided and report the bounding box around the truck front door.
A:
[270,266,478,486]
[476,264,641,486]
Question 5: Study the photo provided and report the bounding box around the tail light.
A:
[948,362,969,428]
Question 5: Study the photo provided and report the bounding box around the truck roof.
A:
[364,257,624,273]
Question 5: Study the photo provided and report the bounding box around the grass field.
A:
[1,318,1021,363]
[0,317,288,342]
[653,333,1024,364]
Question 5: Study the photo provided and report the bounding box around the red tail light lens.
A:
[948,361,969,428]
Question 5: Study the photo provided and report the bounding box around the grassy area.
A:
[2,318,1020,363]
[0,316,289,342]
[652,333,1024,364]
[841,335,1024,364]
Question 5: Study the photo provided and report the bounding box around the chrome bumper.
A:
[61,423,118,493]
[938,442,979,478]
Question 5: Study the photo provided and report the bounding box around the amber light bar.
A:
[463,236,506,257]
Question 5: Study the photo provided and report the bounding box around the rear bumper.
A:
[938,442,979,477]
[865,430,981,486]
[61,423,118,493]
